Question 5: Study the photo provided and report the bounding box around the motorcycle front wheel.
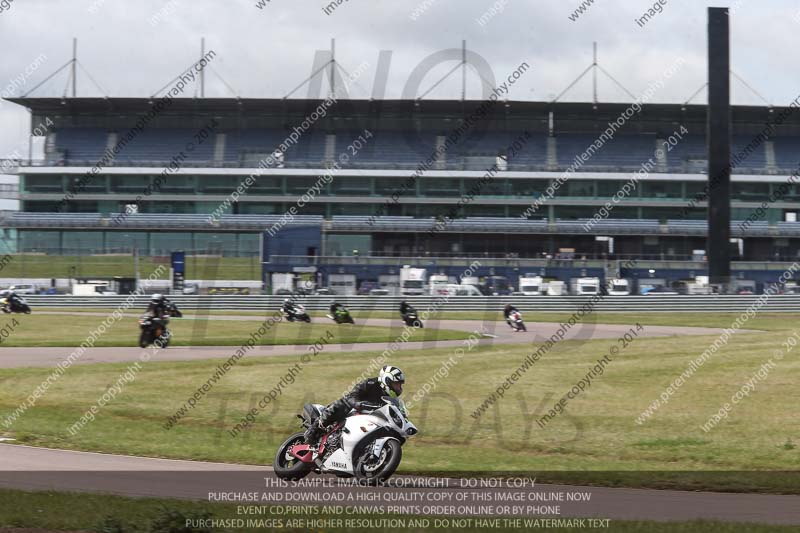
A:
[355,439,402,485]
[274,432,313,481]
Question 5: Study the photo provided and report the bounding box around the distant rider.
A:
[146,294,179,318]
[330,301,344,316]
[283,298,296,317]
[503,303,518,322]
[0,289,18,313]
[400,301,414,316]
[304,366,406,445]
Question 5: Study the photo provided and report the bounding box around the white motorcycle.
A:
[507,310,527,332]
[274,397,417,485]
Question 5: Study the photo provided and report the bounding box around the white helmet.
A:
[151,293,163,303]
[379,365,405,397]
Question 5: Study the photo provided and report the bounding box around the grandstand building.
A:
[1,96,799,287]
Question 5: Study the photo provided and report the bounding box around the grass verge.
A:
[0,314,797,492]
[0,314,469,347]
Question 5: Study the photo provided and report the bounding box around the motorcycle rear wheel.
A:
[274,432,313,480]
[139,331,151,348]
[355,439,402,485]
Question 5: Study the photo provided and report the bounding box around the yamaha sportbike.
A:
[274,397,417,485]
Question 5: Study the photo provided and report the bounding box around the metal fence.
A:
[23,294,800,313]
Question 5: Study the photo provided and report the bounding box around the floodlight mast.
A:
[707,7,732,291]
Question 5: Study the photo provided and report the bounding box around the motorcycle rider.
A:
[0,289,17,313]
[304,365,405,445]
[283,297,296,317]
[330,301,345,316]
[503,303,519,323]
[146,294,179,318]
[399,301,414,317]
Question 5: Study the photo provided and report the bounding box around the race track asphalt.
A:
[0,445,798,525]
[0,316,734,369]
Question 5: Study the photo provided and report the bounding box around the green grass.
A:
[1,489,792,533]
[1,313,798,493]
[0,254,262,280]
[0,313,469,347]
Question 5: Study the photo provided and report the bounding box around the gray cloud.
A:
[0,0,797,158]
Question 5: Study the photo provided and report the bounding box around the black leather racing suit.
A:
[400,302,414,316]
[146,301,169,318]
[306,378,386,442]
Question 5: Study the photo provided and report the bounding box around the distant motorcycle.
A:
[139,314,172,348]
[285,304,312,323]
[1,295,31,314]
[507,309,527,332]
[402,307,423,329]
[139,303,181,348]
[328,307,354,324]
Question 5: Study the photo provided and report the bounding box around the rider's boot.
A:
[304,420,323,446]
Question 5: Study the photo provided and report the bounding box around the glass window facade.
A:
[16,230,260,257]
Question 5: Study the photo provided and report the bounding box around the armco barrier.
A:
[22,294,800,312]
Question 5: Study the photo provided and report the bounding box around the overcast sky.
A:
[0,0,798,160]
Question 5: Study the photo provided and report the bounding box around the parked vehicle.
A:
[329,274,357,296]
[546,280,566,296]
[518,275,545,296]
[644,286,679,295]
[9,284,36,295]
[182,282,199,295]
[570,277,600,296]
[358,281,380,295]
[271,273,296,295]
[400,266,427,296]
[274,396,417,484]
[606,278,631,296]
[378,274,400,296]
[431,283,482,297]
[428,274,449,295]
